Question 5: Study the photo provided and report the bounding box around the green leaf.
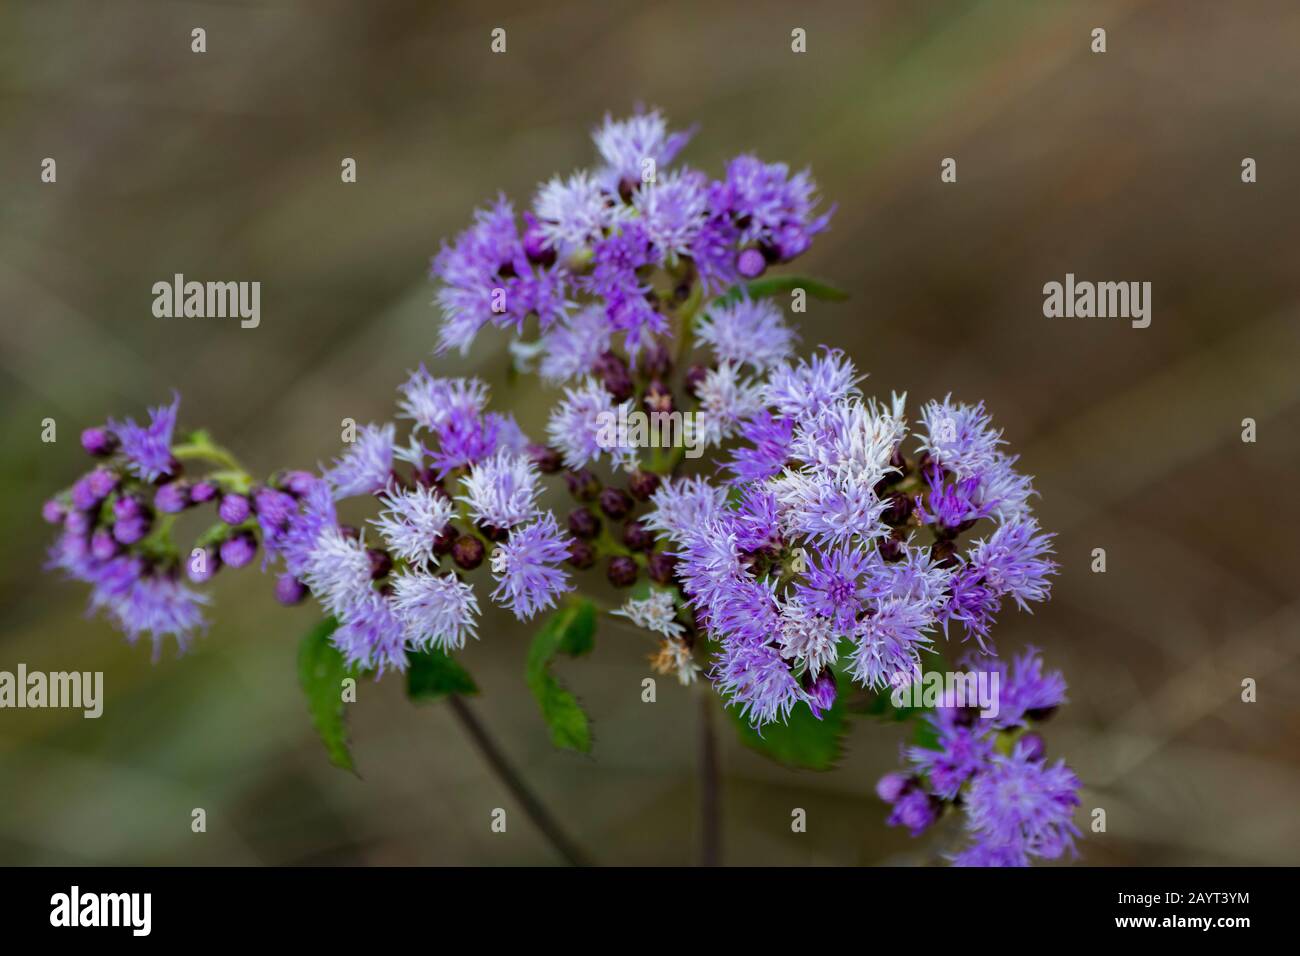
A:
[525,597,598,752]
[727,674,849,771]
[297,618,359,773]
[407,647,478,702]
[713,275,849,309]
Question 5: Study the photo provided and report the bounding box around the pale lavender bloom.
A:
[397,367,488,433]
[533,170,624,253]
[724,410,794,485]
[908,711,997,799]
[457,450,540,530]
[763,348,862,419]
[539,305,613,383]
[718,154,833,260]
[370,484,454,568]
[633,168,708,262]
[333,591,407,674]
[775,598,840,677]
[713,638,803,729]
[592,109,694,190]
[976,452,1037,523]
[301,527,374,618]
[280,479,337,578]
[795,544,869,628]
[788,396,904,487]
[326,423,394,499]
[848,598,933,690]
[769,467,890,547]
[695,297,798,371]
[432,195,521,354]
[988,647,1068,729]
[965,517,1057,611]
[695,363,765,446]
[917,396,1004,479]
[642,476,728,545]
[490,514,572,620]
[84,557,209,657]
[964,744,1082,861]
[108,393,179,482]
[545,378,633,469]
[391,571,480,651]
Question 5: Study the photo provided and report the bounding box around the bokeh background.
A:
[2,0,1299,865]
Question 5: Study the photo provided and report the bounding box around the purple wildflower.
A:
[489,514,572,620]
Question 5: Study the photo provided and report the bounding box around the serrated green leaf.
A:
[727,673,849,771]
[297,618,359,773]
[525,597,597,752]
[407,647,478,702]
[713,275,849,309]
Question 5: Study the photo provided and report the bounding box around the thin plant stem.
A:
[446,694,592,867]
[698,690,722,866]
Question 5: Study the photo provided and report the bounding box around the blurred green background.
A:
[2,0,1299,865]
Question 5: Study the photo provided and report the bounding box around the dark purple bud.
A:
[274,573,308,605]
[41,499,67,525]
[598,487,633,520]
[521,213,557,267]
[648,551,678,585]
[452,535,485,571]
[87,468,119,500]
[930,538,957,568]
[433,524,459,556]
[627,470,661,501]
[568,507,601,539]
[187,547,220,584]
[1024,705,1059,723]
[112,514,150,545]
[643,344,672,380]
[566,538,596,570]
[218,533,258,569]
[91,529,120,560]
[339,524,362,541]
[883,492,912,525]
[65,510,92,536]
[154,482,191,514]
[736,247,767,279]
[189,481,218,504]
[279,470,317,497]
[621,519,653,552]
[527,444,563,474]
[684,364,710,399]
[70,476,100,512]
[596,350,634,402]
[878,535,905,563]
[254,487,297,528]
[875,772,912,804]
[113,495,143,522]
[607,555,638,588]
[1017,732,1047,762]
[367,548,393,580]
[80,427,118,457]
[643,379,674,415]
[803,670,837,719]
[564,468,600,502]
[218,493,251,526]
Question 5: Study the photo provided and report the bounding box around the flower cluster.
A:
[643,346,1057,728]
[40,111,1080,866]
[432,108,830,371]
[876,650,1081,866]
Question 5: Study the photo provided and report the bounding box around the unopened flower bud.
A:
[218,493,251,525]
[566,538,596,570]
[80,427,118,457]
[568,507,600,539]
[736,247,767,279]
[627,470,660,501]
[452,535,485,570]
[564,468,600,502]
[599,487,633,520]
[527,444,563,474]
[275,573,308,605]
[648,551,678,585]
[219,533,258,569]
[154,481,190,514]
[606,555,638,588]
[622,519,652,551]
